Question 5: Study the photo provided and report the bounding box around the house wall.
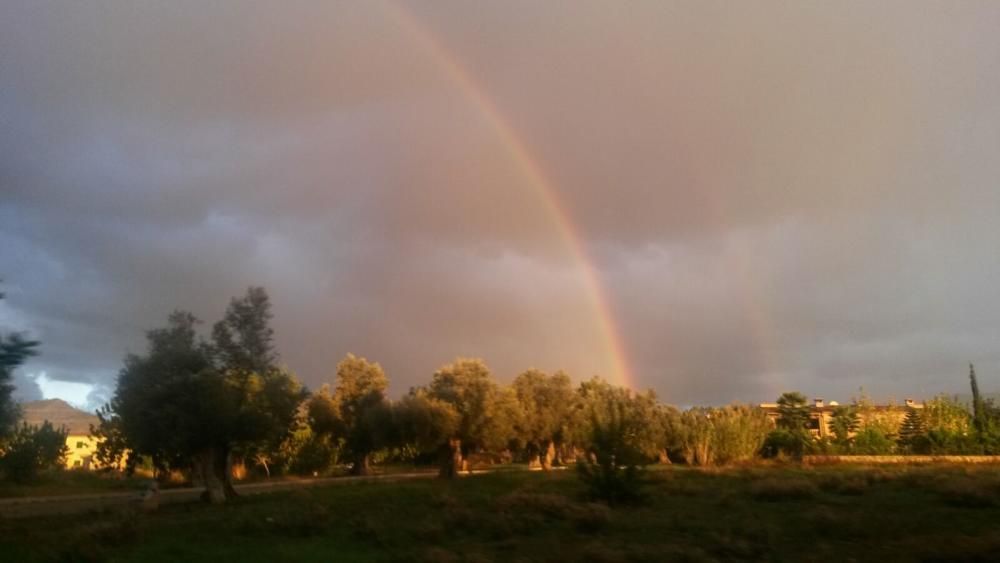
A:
[760,401,921,439]
[65,434,100,469]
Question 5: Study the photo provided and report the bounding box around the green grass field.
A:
[4,464,1000,562]
[0,470,149,499]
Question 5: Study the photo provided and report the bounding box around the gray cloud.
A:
[12,372,43,403]
[2,1,1000,405]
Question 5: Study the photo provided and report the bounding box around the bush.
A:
[760,428,810,459]
[277,428,340,476]
[575,394,649,504]
[674,405,770,466]
[0,421,69,483]
[911,429,982,455]
[714,406,770,464]
[851,427,896,455]
[576,459,645,506]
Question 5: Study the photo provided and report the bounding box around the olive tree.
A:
[98,288,306,503]
[307,354,390,475]
[571,377,664,461]
[511,369,573,469]
[392,390,459,472]
[426,358,516,477]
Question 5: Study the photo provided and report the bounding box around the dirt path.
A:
[0,471,439,519]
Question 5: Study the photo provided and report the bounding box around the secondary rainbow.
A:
[381,2,633,387]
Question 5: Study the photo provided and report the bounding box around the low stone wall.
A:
[803,455,1000,465]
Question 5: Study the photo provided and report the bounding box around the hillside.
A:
[19,399,98,435]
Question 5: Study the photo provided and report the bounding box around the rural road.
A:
[0,471,441,519]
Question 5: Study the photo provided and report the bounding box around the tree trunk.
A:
[350,453,370,476]
[193,448,227,504]
[553,443,565,467]
[541,441,555,471]
[192,446,239,503]
[528,454,541,469]
[220,448,238,499]
[526,442,541,469]
[439,438,462,479]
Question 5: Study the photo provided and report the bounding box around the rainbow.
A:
[381,2,633,387]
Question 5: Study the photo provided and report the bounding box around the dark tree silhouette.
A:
[98,288,306,503]
[970,363,987,435]
[0,282,39,440]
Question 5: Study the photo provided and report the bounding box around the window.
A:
[73,460,82,467]
[76,441,86,449]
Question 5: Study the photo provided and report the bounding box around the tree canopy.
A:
[98,288,305,502]
[426,358,518,476]
[308,354,390,475]
[511,369,573,468]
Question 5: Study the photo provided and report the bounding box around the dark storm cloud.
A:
[2,1,1000,409]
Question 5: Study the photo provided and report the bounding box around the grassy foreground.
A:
[4,464,1000,562]
[0,470,149,499]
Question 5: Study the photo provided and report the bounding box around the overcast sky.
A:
[3,1,1000,410]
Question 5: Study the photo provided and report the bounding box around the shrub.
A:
[576,459,645,506]
[575,390,650,504]
[279,428,340,476]
[760,428,810,459]
[0,421,69,483]
[708,405,770,465]
[676,405,770,466]
[911,429,982,455]
[851,427,896,455]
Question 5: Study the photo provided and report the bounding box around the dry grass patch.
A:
[494,491,611,533]
[816,472,868,495]
[748,477,817,501]
[934,478,999,508]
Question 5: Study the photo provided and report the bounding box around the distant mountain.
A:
[20,399,98,435]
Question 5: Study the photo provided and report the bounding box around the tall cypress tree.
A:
[898,407,926,449]
[970,363,987,435]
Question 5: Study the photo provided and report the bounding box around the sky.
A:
[2,1,1000,411]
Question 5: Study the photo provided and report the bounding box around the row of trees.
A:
[8,284,1000,495]
[93,288,1000,503]
[92,287,784,502]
